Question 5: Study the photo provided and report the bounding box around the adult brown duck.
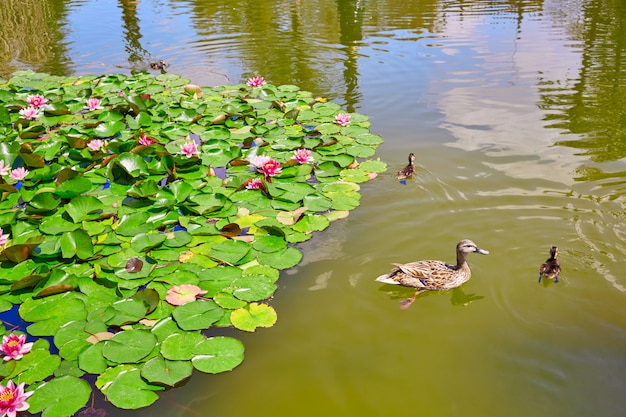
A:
[375,239,489,309]
[538,246,560,283]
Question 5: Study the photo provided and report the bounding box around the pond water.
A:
[2,0,626,416]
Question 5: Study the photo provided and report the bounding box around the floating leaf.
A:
[29,375,91,417]
[130,232,166,252]
[59,229,93,259]
[207,239,251,265]
[20,294,87,336]
[171,300,223,331]
[191,336,245,374]
[141,356,193,386]
[105,367,162,409]
[55,176,93,198]
[159,331,206,360]
[230,303,277,332]
[102,329,157,364]
[66,196,104,223]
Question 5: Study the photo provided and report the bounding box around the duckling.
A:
[376,239,489,309]
[397,153,416,180]
[538,246,560,283]
[149,60,168,70]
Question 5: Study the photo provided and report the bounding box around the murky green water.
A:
[2,0,626,416]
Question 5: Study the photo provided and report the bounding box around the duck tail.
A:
[375,274,400,285]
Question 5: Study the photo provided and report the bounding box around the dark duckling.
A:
[397,153,416,180]
[538,246,560,283]
[149,60,168,70]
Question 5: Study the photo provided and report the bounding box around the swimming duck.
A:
[538,246,560,283]
[397,153,416,180]
[149,60,168,70]
[376,239,489,309]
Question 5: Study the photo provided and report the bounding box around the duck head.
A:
[457,239,489,255]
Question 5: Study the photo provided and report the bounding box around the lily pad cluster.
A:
[0,71,386,416]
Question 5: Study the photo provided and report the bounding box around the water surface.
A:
[2,0,626,416]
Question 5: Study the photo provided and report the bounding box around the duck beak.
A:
[475,247,489,255]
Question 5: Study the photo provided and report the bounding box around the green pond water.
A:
[2,0,626,416]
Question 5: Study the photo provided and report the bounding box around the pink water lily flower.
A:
[0,380,33,417]
[138,134,156,146]
[334,112,350,126]
[85,97,102,111]
[0,229,8,247]
[9,168,28,181]
[247,76,266,87]
[18,106,41,120]
[166,284,208,306]
[0,334,33,362]
[180,141,200,158]
[25,94,47,108]
[259,159,282,181]
[245,178,265,190]
[0,161,9,176]
[87,139,105,151]
[292,148,314,164]
[248,154,271,168]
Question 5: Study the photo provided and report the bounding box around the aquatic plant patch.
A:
[0,71,385,415]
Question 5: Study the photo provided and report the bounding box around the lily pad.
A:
[105,367,163,409]
[171,300,224,331]
[141,356,193,386]
[28,376,91,417]
[191,336,245,374]
[102,329,157,364]
[230,303,277,332]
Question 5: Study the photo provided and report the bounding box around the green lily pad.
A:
[141,356,193,386]
[230,303,277,332]
[65,195,104,223]
[105,367,163,409]
[55,176,93,198]
[78,342,108,374]
[160,331,206,360]
[207,239,251,265]
[102,329,157,364]
[59,229,93,259]
[20,293,87,336]
[258,246,303,269]
[115,212,152,236]
[6,347,61,384]
[191,336,245,374]
[28,375,91,417]
[171,300,224,331]
[130,232,167,252]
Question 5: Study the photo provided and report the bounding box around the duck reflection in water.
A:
[380,286,485,309]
